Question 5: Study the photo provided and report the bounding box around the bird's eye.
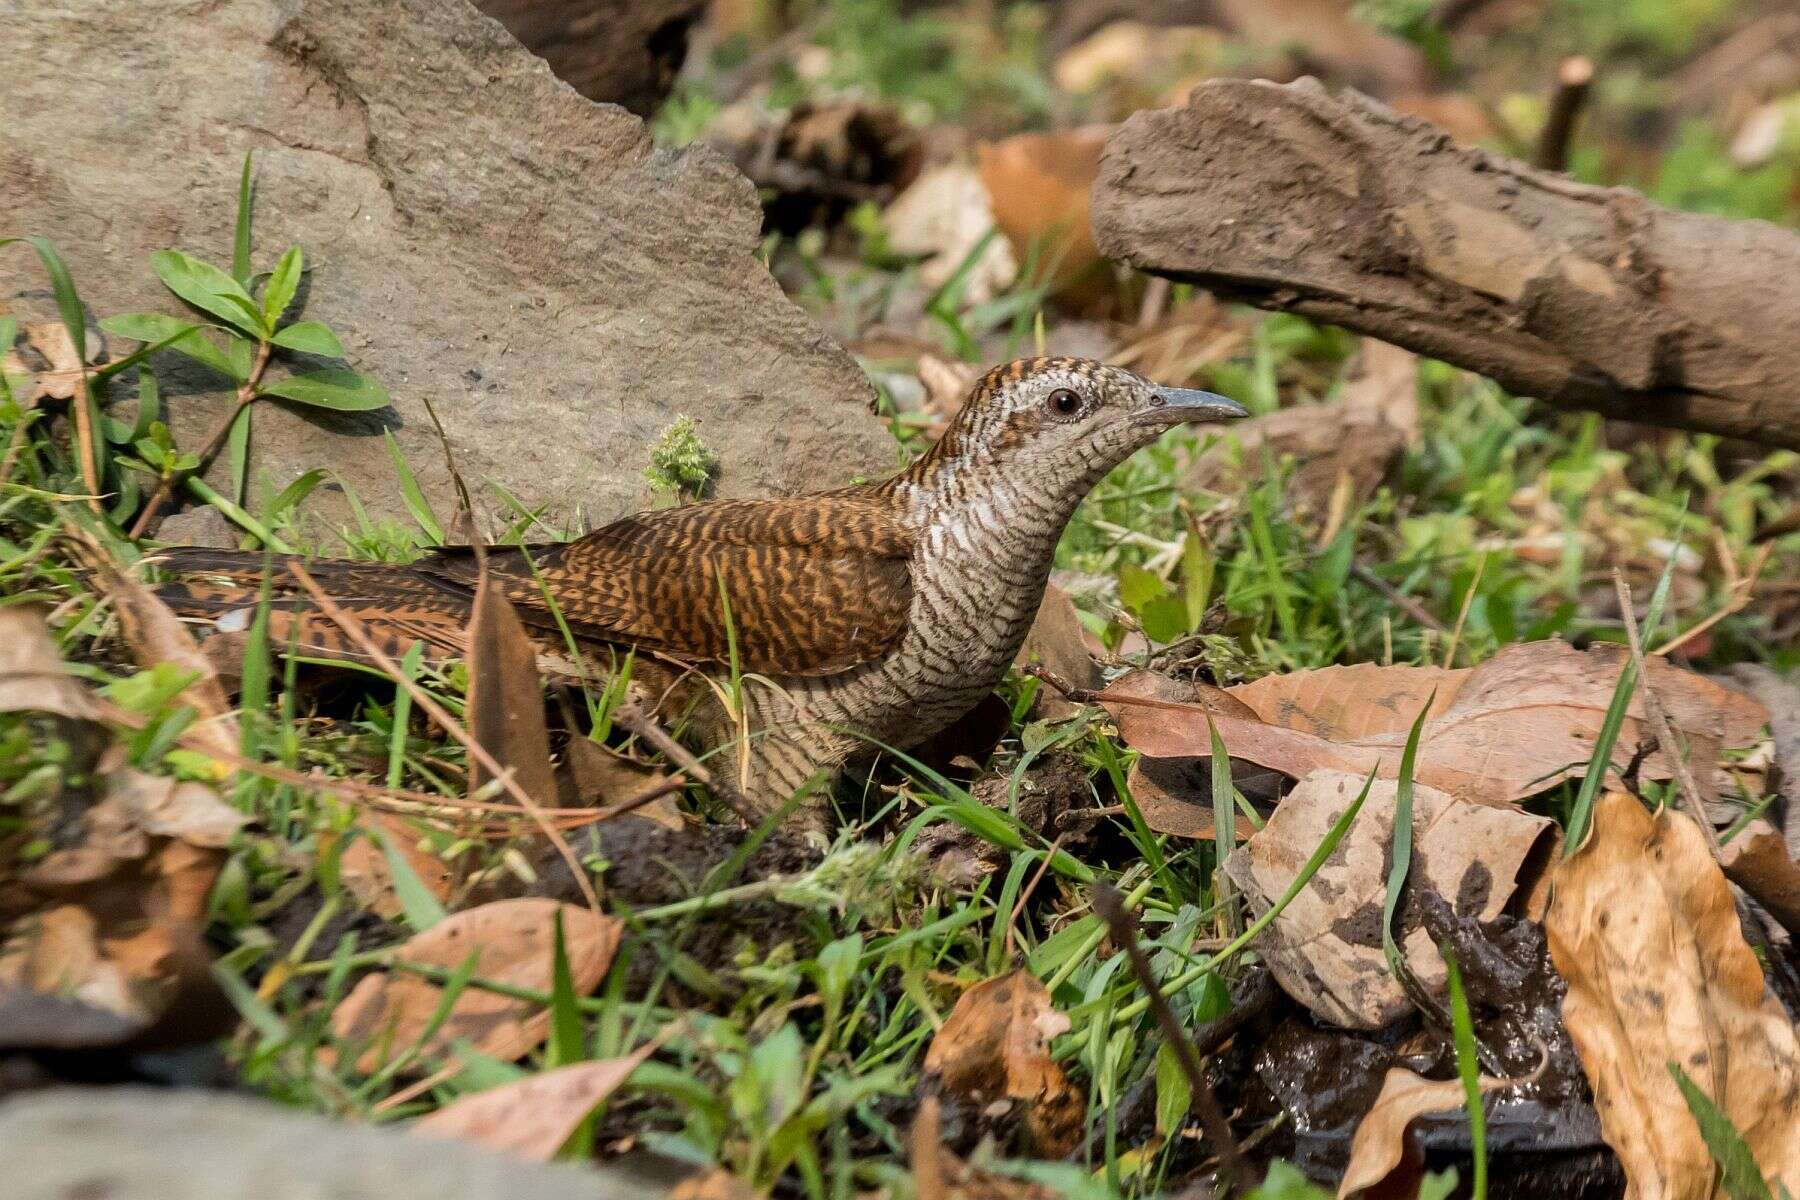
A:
[1047,388,1084,417]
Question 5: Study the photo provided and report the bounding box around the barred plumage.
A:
[155,357,1245,824]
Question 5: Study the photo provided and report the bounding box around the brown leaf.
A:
[1221,769,1550,1028]
[466,571,557,807]
[0,605,104,723]
[93,560,239,762]
[412,1035,662,1159]
[1720,825,1800,938]
[667,1169,763,1200]
[1,319,94,404]
[923,971,1084,1157]
[1337,1067,1510,1199]
[1546,792,1800,1197]
[1111,641,1767,807]
[1014,583,1102,721]
[976,127,1111,297]
[329,898,621,1074]
[339,812,457,919]
[561,735,683,829]
[1227,661,1463,741]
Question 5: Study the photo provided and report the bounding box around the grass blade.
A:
[232,151,255,286]
[548,908,586,1067]
[1380,694,1435,983]
[371,823,448,932]
[1564,534,1681,856]
[1667,1063,1776,1200]
[1443,948,1488,1200]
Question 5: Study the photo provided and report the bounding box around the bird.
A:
[154,357,1246,826]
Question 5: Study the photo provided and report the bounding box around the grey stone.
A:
[3,1087,668,1200]
[2,0,891,533]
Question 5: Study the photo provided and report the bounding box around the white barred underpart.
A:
[694,358,1171,809]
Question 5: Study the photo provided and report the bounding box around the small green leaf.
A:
[261,368,388,411]
[382,431,444,544]
[226,334,256,383]
[151,249,268,338]
[370,825,447,932]
[100,313,236,379]
[1668,1063,1778,1200]
[90,319,206,385]
[262,246,303,327]
[232,152,255,286]
[1116,563,1168,613]
[547,909,585,1068]
[269,320,343,357]
[0,318,16,353]
[1154,1041,1192,1136]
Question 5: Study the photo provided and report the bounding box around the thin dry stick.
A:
[1003,833,1066,960]
[288,562,600,914]
[1612,569,1722,860]
[1351,563,1448,634]
[129,339,272,538]
[611,701,763,829]
[1092,883,1256,1193]
[1534,56,1596,171]
[1441,551,1489,668]
[1652,543,1772,657]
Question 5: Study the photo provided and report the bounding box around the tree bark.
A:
[1092,77,1800,448]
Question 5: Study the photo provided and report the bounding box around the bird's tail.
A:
[152,546,478,667]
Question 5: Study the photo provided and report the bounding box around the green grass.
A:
[5,0,1800,1194]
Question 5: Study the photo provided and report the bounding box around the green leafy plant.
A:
[644,413,719,500]
[101,151,389,536]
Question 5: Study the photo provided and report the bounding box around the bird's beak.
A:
[1131,387,1251,427]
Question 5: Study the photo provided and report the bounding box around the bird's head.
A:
[905,357,1247,514]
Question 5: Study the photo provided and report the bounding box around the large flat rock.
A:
[3,1087,668,1200]
[2,0,891,531]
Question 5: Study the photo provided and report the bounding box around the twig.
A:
[130,339,272,539]
[1092,883,1256,1193]
[1534,56,1595,171]
[612,701,764,829]
[287,561,601,914]
[1351,563,1448,634]
[1441,551,1488,668]
[1612,570,1721,860]
[1003,833,1066,960]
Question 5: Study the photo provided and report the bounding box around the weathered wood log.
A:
[1092,77,1800,448]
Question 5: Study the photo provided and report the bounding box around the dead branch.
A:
[1093,78,1800,448]
[1534,55,1594,171]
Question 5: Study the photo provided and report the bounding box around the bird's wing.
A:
[422,496,916,676]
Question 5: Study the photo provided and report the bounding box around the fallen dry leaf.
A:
[1720,825,1800,937]
[1109,641,1768,808]
[92,559,239,763]
[412,1034,663,1159]
[884,164,1017,304]
[715,99,923,234]
[466,570,557,808]
[910,1092,1060,1200]
[1051,21,1225,98]
[1337,1067,1511,1199]
[561,734,683,830]
[0,318,96,405]
[339,812,457,919]
[329,898,621,1073]
[975,127,1112,297]
[1547,792,1800,1198]
[0,605,104,723]
[1222,769,1551,1028]
[667,1169,763,1200]
[1229,660,1461,742]
[1014,583,1102,721]
[924,970,1084,1157]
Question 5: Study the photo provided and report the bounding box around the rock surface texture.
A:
[2,0,889,528]
[3,1087,666,1200]
[1093,78,1800,448]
